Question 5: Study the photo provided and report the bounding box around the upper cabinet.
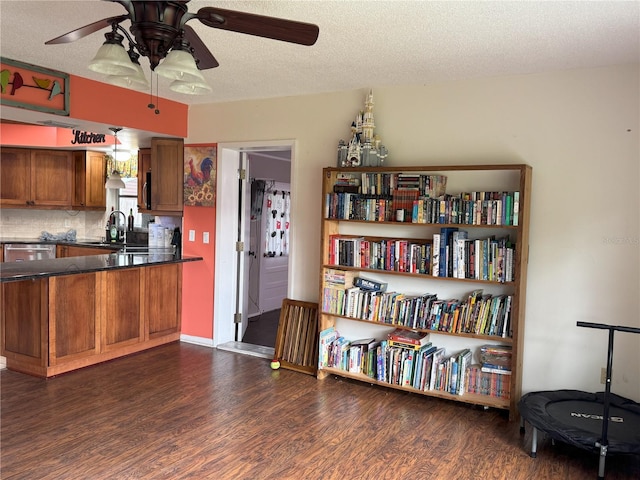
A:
[73,151,106,210]
[138,137,184,215]
[1,148,73,208]
[137,147,151,211]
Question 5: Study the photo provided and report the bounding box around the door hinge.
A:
[238,169,246,180]
[235,241,244,252]
[234,313,242,324]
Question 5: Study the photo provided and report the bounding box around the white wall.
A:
[187,64,640,401]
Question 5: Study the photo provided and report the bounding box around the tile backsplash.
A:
[0,208,107,240]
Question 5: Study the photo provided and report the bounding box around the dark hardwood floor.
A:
[1,342,638,480]
[242,309,280,348]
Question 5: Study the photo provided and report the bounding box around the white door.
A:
[259,182,290,313]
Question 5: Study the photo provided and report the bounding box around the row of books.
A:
[325,190,520,227]
[359,173,448,197]
[323,283,513,338]
[318,327,510,398]
[413,192,520,226]
[434,228,516,282]
[467,365,511,398]
[327,232,516,283]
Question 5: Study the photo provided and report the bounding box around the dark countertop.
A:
[1,251,202,283]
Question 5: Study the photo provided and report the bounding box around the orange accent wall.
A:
[181,204,216,339]
[69,76,188,137]
[0,123,120,148]
[0,124,59,146]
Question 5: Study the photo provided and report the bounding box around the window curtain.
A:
[264,189,290,257]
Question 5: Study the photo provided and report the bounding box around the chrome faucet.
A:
[108,210,127,244]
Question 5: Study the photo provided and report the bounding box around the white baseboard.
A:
[180,334,215,348]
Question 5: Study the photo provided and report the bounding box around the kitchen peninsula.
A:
[1,250,202,378]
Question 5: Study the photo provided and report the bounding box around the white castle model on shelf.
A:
[337,90,389,167]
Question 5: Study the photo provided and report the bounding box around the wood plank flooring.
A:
[1,342,638,480]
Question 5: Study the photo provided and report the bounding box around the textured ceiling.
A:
[2,0,638,106]
[0,1,638,148]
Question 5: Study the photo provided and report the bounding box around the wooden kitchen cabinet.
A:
[0,147,73,208]
[49,273,100,367]
[137,137,184,214]
[1,262,183,377]
[103,268,144,351]
[1,279,47,373]
[73,150,107,210]
[137,147,151,210]
[146,263,182,338]
[0,148,30,206]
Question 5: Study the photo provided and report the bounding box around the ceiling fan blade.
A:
[45,14,130,45]
[183,25,219,70]
[195,7,319,46]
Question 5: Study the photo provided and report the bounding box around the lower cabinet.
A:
[1,279,47,373]
[103,268,144,352]
[147,263,181,338]
[1,263,182,377]
[49,273,100,367]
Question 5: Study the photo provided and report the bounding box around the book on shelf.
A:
[388,339,433,351]
[431,233,441,277]
[479,344,512,366]
[456,349,473,395]
[323,267,356,287]
[353,276,388,292]
[318,326,339,370]
[428,347,446,391]
[387,328,430,346]
[412,345,438,390]
[481,364,512,375]
[336,173,361,186]
[512,191,520,226]
[439,227,458,277]
[333,184,360,194]
[452,230,468,279]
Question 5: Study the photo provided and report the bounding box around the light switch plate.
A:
[203,232,210,244]
[188,230,195,242]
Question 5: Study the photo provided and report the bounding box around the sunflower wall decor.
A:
[184,145,217,207]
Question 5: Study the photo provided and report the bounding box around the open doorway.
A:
[214,142,293,359]
[242,154,291,348]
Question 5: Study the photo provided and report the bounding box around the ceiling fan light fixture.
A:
[88,43,138,76]
[170,78,212,95]
[106,62,149,91]
[155,49,205,83]
[88,35,138,76]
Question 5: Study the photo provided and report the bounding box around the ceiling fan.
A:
[45,0,319,85]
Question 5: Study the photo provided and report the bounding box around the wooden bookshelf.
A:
[317,165,532,420]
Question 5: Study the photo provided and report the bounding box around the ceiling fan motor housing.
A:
[124,0,190,69]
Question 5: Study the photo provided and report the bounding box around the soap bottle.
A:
[110,223,118,243]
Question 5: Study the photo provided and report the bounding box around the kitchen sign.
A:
[70,130,106,144]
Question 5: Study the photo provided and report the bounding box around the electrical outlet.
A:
[203,232,210,244]
[600,367,607,384]
[188,230,195,242]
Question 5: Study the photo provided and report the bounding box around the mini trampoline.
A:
[518,322,640,480]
